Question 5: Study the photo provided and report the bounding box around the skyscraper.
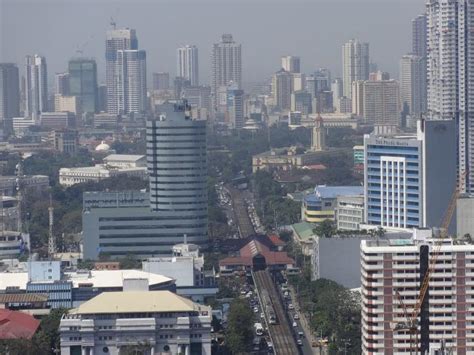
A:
[147,100,208,247]
[177,45,199,86]
[211,34,242,101]
[427,1,473,191]
[116,50,147,114]
[0,63,20,130]
[227,87,244,129]
[25,54,48,120]
[342,39,369,98]
[271,69,293,111]
[412,14,427,58]
[281,56,300,73]
[105,28,138,114]
[55,73,70,96]
[400,54,424,116]
[68,58,98,114]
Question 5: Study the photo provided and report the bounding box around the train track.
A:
[253,270,299,355]
[227,186,255,238]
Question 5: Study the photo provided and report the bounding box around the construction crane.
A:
[393,171,467,355]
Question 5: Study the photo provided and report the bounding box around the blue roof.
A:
[304,185,363,203]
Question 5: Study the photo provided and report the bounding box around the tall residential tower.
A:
[342,39,369,98]
[25,54,48,120]
[177,45,199,86]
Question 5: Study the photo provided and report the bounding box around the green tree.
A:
[226,299,254,354]
[313,219,336,238]
[119,254,142,269]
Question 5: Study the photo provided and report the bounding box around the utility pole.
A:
[48,194,56,259]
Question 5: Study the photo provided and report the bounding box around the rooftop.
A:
[70,290,210,315]
[304,185,364,203]
[291,222,316,241]
[103,154,145,162]
[0,309,40,339]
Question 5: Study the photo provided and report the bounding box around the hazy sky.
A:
[1,0,425,89]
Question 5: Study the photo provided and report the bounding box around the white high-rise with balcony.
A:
[211,34,241,100]
[427,0,474,191]
[177,45,199,86]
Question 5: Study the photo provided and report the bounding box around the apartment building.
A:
[361,237,474,354]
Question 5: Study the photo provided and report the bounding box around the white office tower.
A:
[400,54,425,116]
[116,50,147,114]
[342,39,369,98]
[331,78,343,106]
[177,45,199,86]
[105,28,138,114]
[211,34,242,100]
[25,54,48,121]
[427,1,474,192]
[281,55,300,73]
[361,237,474,354]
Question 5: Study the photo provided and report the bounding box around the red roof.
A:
[0,309,40,339]
[268,234,285,246]
[220,239,294,267]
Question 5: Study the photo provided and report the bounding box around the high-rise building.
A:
[412,14,427,58]
[331,78,343,105]
[342,39,369,98]
[353,80,400,126]
[147,101,207,246]
[227,88,244,129]
[152,72,170,91]
[272,69,293,111]
[25,54,48,120]
[182,86,211,113]
[0,63,20,133]
[98,85,107,112]
[281,56,300,73]
[400,54,424,116]
[54,95,78,114]
[105,28,138,114]
[368,70,389,81]
[427,1,474,192]
[68,58,98,114]
[55,73,70,96]
[291,90,312,114]
[361,236,474,353]
[177,45,199,86]
[211,34,242,101]
[116,50,147,114]
[364,119,456,229]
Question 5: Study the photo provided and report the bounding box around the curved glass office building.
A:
[147,100,208,247]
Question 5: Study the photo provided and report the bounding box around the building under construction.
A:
[360,234,473,354]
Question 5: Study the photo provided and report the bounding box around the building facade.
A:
[152,72,170,91]
[335,195,364,231]
[211,34,242,101]
[59,291,212,355]
[147,101,208,244]
[53,129,78,155]
[105,28,138,115]
[342,39,369,98]
[361,237,474,354]
[281,55,300,73]
[177,45,199,86]
[68,58,98,114]
[400,54,425,117]
[227,88,244,129]
[116,50,147,114]
[364,119,456,229]
[272,69,293,111]
[55,72,70,96]
[0,63,20,136]
[358,80,400,126]
[25,54,48,121]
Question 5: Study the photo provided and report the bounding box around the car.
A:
[288,303,294,310]
[297,339,303,346]
[298,331,304,338]
[293,313,299,320]
[292,321,298,328]
[254,307,259,313]
[260,312,265,319]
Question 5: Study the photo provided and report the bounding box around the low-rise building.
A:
[59,154,147,186]
[302,185,363,223]
[40,112,76,130]
[290,221,316,256]
[142,243,217,303]
[59,291,212,355]
[0,175,49,196]
[93,113,118,129]
[335,195,364,230]
[0,231,29,259]
[53,129,78,155]
[0,196,19,231]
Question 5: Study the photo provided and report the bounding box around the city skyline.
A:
[1,0,424,88]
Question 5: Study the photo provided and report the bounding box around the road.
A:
[227,186,255,238]
[253,270,299,355]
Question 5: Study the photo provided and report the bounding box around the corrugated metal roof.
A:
[0,309,40,339]
[0,293,48,304]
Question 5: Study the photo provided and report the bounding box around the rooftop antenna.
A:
[48,193,56,259]
[110,17,117,30]
[15,158,23,233]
